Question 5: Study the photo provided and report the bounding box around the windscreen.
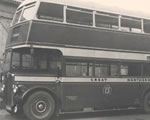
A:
[11,48,62,75]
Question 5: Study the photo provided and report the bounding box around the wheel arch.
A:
[141,87,150,107]
[22,87,58,105]
[142,87,150,99]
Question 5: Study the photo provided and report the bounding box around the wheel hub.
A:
[35,101,47,113]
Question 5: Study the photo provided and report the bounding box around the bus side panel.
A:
[109,82,140,108]
[29,21,150,52]
[61,82,110,112]
[61,81,140,112]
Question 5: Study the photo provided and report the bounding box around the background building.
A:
[0,0,22,72]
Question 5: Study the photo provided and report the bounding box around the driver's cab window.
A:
[22,54,33,69]
[48,53,62,75]
[12,52,20,69]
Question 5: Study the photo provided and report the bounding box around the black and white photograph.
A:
[0,0,150,120]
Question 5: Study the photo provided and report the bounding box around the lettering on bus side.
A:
[91,78,107,82]
[127,78,150,82]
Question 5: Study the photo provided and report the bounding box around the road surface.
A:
[0,109,150,120]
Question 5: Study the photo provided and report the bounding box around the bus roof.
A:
[19,0,150,19]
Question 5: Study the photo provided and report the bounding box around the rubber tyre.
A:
[144,92,150,113]
[23,91,55,120]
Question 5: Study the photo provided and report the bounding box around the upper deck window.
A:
[37,2,63,22]
[121,16,141,32]
[95,12,118,29]
[66,6,93,26]
[20,5,36,22]
[144,19,150,33]
[12,2,36,25]
[12,10,22,25]
[14,1,150,34]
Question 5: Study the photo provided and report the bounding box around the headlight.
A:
[1,84,5,92]
[1,76,4,81]
[13,85,18,93]
[0,75,4,83]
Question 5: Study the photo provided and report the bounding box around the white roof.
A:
[20,0,150,19]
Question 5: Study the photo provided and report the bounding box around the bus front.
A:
[0,1,62,120]
[0,0,37,112]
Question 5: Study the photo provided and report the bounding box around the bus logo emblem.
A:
[103,85,112,95]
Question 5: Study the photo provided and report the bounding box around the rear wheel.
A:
[23,91,55,120]
[144,92,150,113]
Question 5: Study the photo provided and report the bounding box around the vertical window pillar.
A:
[118,15,121,30]
[141,18,144,33]
[63,5,67,23]
[93,11,96,27]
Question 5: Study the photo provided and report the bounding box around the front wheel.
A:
[144,92,150,113]
[23,91,55,120]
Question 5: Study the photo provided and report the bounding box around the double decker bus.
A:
[1,0,150,120]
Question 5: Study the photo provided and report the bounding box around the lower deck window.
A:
[110,64,120,76]
[95,64,108,77]
[120,65,128,76]
[128,64,141,76]
[143,64,150,76]
[66,62,93,77]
